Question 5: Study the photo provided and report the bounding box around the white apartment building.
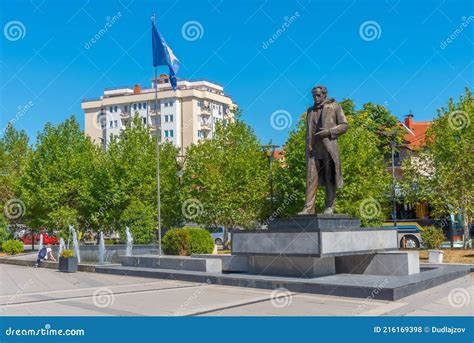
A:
[81,75,236,153]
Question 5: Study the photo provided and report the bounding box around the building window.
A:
[143,117,147,125]
[114,120,118,128]
[124,105,128,112]
[169,115,173,122]
[164,115,169,122]
[197,100,202,107]
[169,130,174,137]
[138,103,142,110]
[143,102,147,109]
[110,121,113,128]
[114,106,118,112]
[133,104,137,110]
[109,106,113,113]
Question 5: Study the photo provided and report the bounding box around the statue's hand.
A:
[314,129,330,138]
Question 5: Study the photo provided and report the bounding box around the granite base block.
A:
[336,251,420,276]
[249,255,335,277]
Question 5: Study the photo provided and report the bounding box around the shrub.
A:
[2,240,24,255]
[187,227,214,255]
[421,226,445,249]
[60,249,75,258]
[162,228,191,256]
[162,227,214,256]
[0,226,12,244]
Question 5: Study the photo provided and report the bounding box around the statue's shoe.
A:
[323,207,334,215]
[298,208,314,215]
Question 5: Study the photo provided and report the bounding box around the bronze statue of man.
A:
[299,85,348,215]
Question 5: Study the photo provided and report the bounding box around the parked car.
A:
[205,226,226,245]
[19,231,59,245]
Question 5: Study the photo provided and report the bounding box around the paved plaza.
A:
[0,264,472,316]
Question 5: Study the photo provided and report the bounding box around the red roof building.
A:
[400,113,431,150]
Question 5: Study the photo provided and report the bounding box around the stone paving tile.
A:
[0,264,472,316]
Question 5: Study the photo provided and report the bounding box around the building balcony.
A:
[201,122,211,131]
[149,109,161,116]
[201,106,211,115]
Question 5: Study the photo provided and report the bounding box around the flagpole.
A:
[152,13,162,255]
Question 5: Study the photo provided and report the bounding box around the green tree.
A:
[0,124,31,226]
[120,199,156,244]
[182,118,268,229]
[19,116,100,234]
[106,115,181,241]
[344,101,404,154]
[402,88,473,248]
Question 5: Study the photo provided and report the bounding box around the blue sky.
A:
[1,0,472,146]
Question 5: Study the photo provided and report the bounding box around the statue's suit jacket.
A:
[305,98,348,189]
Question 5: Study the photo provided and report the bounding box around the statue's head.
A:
[311,85,327,105]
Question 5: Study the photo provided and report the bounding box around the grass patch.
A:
[418,249,474,264]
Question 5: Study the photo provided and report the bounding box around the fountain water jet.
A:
[58,237,66,256]
[38,233,43,252]
[125,226,133,257]
[69,225,81,263]
[98,232,106,265]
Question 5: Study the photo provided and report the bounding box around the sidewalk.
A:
[0,264,472,316]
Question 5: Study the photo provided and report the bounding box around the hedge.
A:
[162,227,214,256]
[2,240,24,255]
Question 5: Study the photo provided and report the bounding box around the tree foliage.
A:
[182,119,268,229]
[401,88,473,248]
[19,116,99,233]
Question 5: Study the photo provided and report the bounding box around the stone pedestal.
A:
[249,255,335,278]
[231,214,415,277]
[336,251,420,276]
[232,215,398,257]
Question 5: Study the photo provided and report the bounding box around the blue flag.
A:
[152,20,180,90]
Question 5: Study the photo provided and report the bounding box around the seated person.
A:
[35,244,56,267]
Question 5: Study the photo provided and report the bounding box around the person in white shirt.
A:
[35,244,56,267]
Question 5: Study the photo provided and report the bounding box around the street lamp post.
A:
[390,141,398,227]
[175,154,186,196]
[261,143,279,214]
